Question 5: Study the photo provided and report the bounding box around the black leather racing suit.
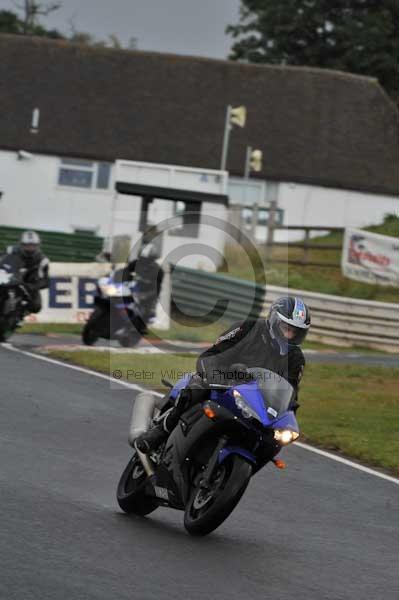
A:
[2,246,50,313]
[125,257,164,319]
[196,319,305,392]
[137,318,306,453]
[165,319,305,427]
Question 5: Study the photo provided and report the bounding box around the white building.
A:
[1,35,399,248]
[0,151,229,270]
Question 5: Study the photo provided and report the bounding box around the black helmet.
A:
[267,296,311,356]
[20,230,41,258]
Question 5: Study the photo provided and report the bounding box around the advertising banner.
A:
[24,263,112,324]
[24,262,170,329]
[341,228,399,287]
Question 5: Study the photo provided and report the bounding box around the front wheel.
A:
[116,452,159,516]
[0,318,14,342]
[184,455,252,536]
[82,307,105,345]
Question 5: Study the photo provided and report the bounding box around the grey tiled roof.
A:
[1,34,398,195]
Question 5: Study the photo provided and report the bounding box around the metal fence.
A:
[172,266,399,352]
[263,286,399,352]
[270,225,343,267]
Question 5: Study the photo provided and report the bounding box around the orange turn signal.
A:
[272,458,287,469]
[204,406,217,419]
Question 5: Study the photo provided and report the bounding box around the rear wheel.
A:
[118,330,141,348]
[117,452,159,516]
[184,455,252,536]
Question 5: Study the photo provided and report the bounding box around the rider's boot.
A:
[135,407,181,454]
[135,383,208,454]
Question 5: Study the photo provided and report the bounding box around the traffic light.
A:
[230,105,247,128]
[249,149,263,172]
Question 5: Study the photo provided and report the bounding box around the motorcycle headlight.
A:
[274,429,299,445]
[0,270,11,285]
[100,284,119,297]
[233,390,261,422]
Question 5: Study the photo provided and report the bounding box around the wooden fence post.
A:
[266,200,277,262]
[303,228,310,264]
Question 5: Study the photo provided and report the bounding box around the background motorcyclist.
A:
[136,295,311,453]
[3,230,50,314]
[125,239,164,321]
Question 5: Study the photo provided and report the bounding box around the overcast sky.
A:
[0,0,242,59]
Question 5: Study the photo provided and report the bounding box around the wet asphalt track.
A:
[1,343,398,600]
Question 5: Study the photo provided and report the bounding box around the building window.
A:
[58,159,111,190]
[96,163,111,189]
[242,207,284,226]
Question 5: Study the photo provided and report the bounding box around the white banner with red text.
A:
[341,228,399,287]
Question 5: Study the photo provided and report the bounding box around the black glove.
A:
[176,374,209,407]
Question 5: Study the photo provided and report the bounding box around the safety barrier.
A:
[172,267,399,352]
[263,286,399,352]
[14,260,399,351]
[171,266,265,322]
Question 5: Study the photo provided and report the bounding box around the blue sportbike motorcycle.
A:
[82,268,153,347]
[117,367,299,536]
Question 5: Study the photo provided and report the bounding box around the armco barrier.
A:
[172,267,399,352]
[21,262,399,351]
[263,286,399,351]
[171,266,265,322]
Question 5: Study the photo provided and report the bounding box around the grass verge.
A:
[17,320,227,343]
[46,349,399,476]
[17,322,394,354]
[18,323,83,335]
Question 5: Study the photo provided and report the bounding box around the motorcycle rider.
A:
[136,295,311,454]
[2,231,50,314]
[124,238,164,321]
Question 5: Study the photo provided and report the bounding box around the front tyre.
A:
[0,318,13,342]
[117,453,159,516]
[184,455,252,536]
[82,308,104,345]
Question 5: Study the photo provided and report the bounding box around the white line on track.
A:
[2,342,398,486]
[1,343,163,397]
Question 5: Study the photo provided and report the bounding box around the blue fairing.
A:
[271,411,299,433]
[169,373,194,401]
[169,372,299,437]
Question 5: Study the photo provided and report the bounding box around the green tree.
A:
[0,10,23,33]
[19,1,61,34]
[227,0,399,98]
[1,5,138,49]
[0,6,63,38]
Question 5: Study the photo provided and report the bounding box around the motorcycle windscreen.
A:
[246,368,295,417]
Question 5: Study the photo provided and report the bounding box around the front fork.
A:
[198,436,228,491]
